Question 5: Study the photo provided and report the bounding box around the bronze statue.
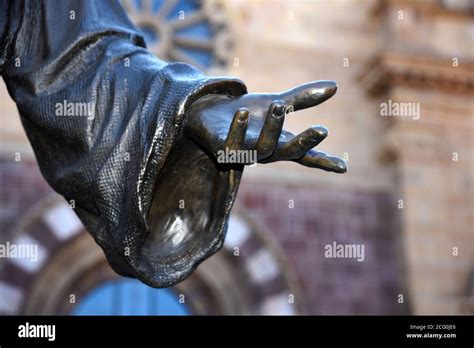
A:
[0,0,345,287]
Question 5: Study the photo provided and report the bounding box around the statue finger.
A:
[277,125,328,160]
[256,100,286,159]
[295,149,347,173]
[225,108,249,150]
[278,80,337,112]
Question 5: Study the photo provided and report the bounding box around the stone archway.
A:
[0,195,300,315]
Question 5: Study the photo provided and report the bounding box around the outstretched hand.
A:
[184,80,347,173]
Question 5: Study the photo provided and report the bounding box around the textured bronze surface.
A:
[0,0,345,287]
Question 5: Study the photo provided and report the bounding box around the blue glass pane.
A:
[178,47,213,68]
[73,279,190,316]
[175,23,212,40]
[167,0,200,20]
[123,0,216,68]
[74,283,115,315]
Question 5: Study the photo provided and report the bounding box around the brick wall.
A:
[0,159,53,237]
[235,179,405,314]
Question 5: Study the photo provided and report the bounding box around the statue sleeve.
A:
[0,0,247,287]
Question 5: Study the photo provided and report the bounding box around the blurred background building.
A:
[0,0,473,315]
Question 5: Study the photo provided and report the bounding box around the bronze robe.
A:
[0,0,247,287]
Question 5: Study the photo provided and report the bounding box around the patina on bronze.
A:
[0,0,346,288]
